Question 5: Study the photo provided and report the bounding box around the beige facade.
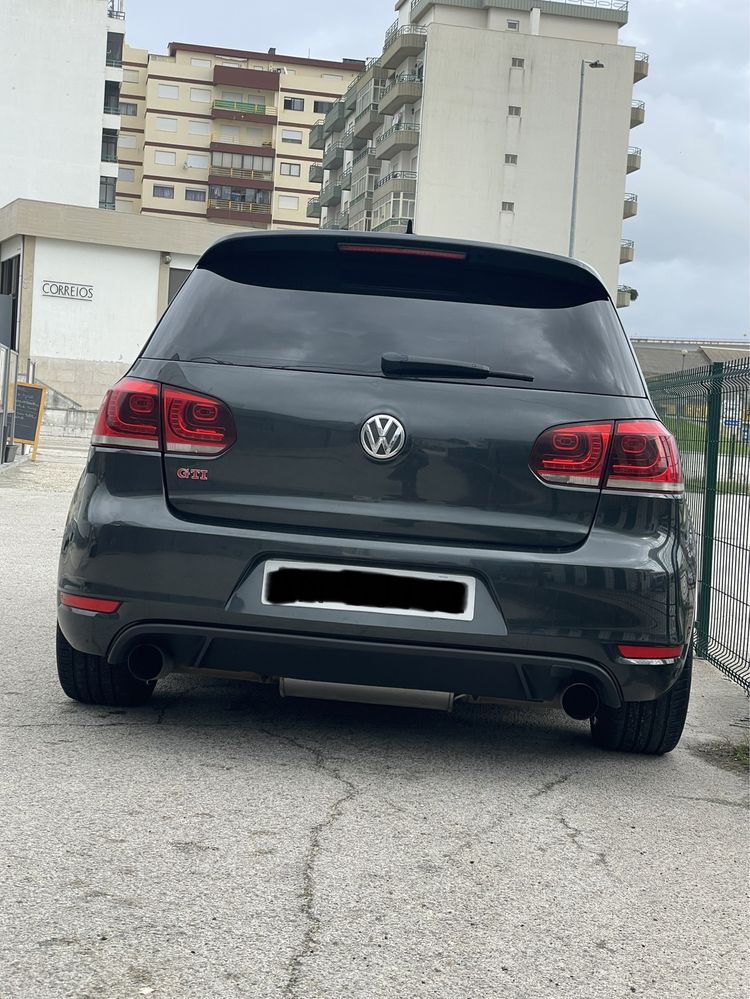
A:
[117,43,363,230]
[313,0,647,304]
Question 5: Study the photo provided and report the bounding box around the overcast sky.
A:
[125,0,750,342]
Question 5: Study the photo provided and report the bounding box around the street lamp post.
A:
[568,59,605,258]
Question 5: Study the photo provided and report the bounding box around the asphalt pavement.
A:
[1,439,748,999]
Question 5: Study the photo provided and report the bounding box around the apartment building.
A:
[311,0,647,303]
[114,43,364,229]
[0,0,126,213]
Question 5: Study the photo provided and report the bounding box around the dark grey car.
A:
[57,231,695,753]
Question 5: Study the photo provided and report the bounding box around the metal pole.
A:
[695,362,724,659]
[568,60,586,258]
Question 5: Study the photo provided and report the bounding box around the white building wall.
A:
[415,22,634,295]
[0,0,118,211]
[30,238,160,406]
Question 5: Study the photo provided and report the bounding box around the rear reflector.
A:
[60,593,121,614]
[530,419,683,494]
[338,243,467,261]
[617,644,683,660]
[91,378,236,456]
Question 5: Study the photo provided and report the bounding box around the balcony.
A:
[323,100,347,135]
[107,1,125,18]
[372,217,413,233]
[627,146,642,173]
[207,198,272,226]
[320,182,343,207]
[381,24,427,70]
[623,193,638,219]
[375,122,420,161]
[208,166,274,186]
[309,162,324,184]
[379,74,423,116]
[630,100,645,128]
[340,167,352,191]
[344,80,359,111]
[309,119,326,150]
[374,170,417,200]
[617,285,637,309]
[353,103,385,141]
[620,239,635,264]
[352,145,378,171]
[106,57,123,68]
[322,210,349,230]
[306,198,321,219]
[343,126,367,151]
[349,191,374,214]
[322,141,346,170]
[355,57,389,92]
[634,51,649,83]
[212,100,277,124]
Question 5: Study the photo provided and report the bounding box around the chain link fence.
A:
[649,358,750,691]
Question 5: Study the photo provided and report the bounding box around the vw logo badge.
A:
[361,414,406,461]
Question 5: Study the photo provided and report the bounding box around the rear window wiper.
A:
[381,353,533,383]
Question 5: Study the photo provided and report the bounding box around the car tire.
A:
[56,625,155,707]
[590,647,693,754]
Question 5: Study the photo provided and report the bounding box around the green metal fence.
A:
[649,358,750,691]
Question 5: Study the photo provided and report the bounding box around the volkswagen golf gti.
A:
[56,231,695,753]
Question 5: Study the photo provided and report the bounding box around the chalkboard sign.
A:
[13,382,47,458]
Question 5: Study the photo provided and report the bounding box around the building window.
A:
[314,100,334,115]
[185,188,207,202]
[101,128,118,162]
[322,73,343,81]
[508,106,522,116]
[219,124,241,142]
[118,133,137,149]
[186,152,210,169]
[154,149,177,165]
[118,166,135,181]
[191,57,212,67]
[123,69,139,83]
[211,150,274,173]
[278,195,300,210]
[507,19,520,30]
[281,128,303,144]
[280,162,301,176]
[158,83,180,100]
[221,91,243,103]
[190,88,211,103]
[210,185,272,206]
[512,57,525,68]
[153,185,174,199]
[106,31,123,66]
[156,117,178,132]
[119,102,137,116]
[505,154,518,164]
[104,80,120,114]
[501,201,515,212]
[188,120,210,134]
[284,97,305,111]
[99,176,116,209]
[0,255,20,350]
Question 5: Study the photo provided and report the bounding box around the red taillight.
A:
[60,593,121,614]
[606,420,683,494]
[530,419,683,494]
[338,243,467,261]
[92,378,160,450]
[617,644,683,660]
[163,386,236,456]
[529,422,613,488]
[91,379,236,456]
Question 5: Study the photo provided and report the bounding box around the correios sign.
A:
[42,280,94,302]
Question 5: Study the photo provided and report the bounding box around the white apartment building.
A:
[0,0,126,212]
[313,0,647,304]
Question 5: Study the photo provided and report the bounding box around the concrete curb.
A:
[0,454,32,475]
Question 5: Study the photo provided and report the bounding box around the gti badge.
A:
[177,468,208,481]
[360,414,406,460]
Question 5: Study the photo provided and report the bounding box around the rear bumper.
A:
[58,451,696,707]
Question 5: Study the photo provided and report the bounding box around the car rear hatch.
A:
[137,232,648,550]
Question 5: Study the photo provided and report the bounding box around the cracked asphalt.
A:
[1,439,748,999]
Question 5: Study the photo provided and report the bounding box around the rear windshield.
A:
[144,243,645,397]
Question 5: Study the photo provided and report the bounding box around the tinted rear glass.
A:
[144,242,644,397]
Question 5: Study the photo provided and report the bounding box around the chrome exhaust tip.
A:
[561,683,600,721]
